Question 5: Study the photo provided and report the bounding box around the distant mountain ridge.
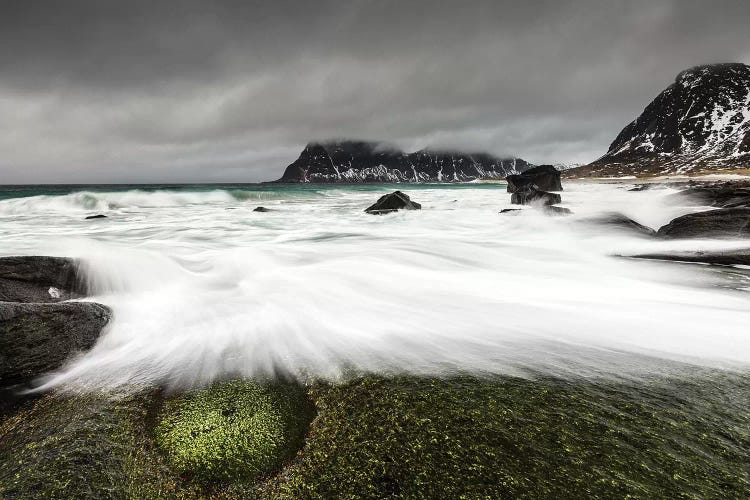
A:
[568,63,750,177]
[275,140,532,183]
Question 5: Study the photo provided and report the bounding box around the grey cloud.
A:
[1,0,749,182]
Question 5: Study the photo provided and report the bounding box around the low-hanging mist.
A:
[1,182,749,391]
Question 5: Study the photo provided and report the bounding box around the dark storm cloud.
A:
[1,0,749,182]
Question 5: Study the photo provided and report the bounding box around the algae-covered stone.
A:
[0,390,179,499]
[155,380,311,484]
[267,374,750,499]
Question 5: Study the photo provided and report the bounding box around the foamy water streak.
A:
[1,182,749,390]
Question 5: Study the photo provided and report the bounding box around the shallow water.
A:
[1,181,749,389]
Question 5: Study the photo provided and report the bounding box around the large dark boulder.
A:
[510,187,561,206]
[577,212,656,236]
[0,301,110,395]
[365,191,422,214]
[0,256,87,303]
[506,165,562,193]
[657,208,750,239]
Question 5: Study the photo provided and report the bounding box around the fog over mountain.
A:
[1,0,749,183]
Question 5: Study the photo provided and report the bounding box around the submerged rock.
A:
[85,214,108,220]
[510,187,561,206]
[657,208,750,239]
[506,165,562,193]
[0,256,87,302]
[628,249,750,266]
[578,212,655,236]
[253,206,272,212]
[667,181,750,208]
[542,205,573,216]
[0,301,111,404]
[365,191,422,214]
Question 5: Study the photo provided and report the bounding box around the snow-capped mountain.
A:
[569,63,750,177]
[275,141,532,182]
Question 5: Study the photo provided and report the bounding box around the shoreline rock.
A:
[365,191,421,214]
[657,208,750,239]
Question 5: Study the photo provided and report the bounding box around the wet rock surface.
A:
[657,208,750,239]
[0,256,87,303]
[0,301,111,394]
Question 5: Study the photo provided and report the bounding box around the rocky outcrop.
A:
[365,191,422,214]
[506,165,563,193]
[657,208,750,239]
[0,256,87,303]
[275,140,532,183]
[0,301,111,391]
[568,63,750,177]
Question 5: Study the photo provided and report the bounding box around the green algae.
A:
[154,380,312,485]
[2,373,749,498]
[0,389,186,499]
[267,373,750,499]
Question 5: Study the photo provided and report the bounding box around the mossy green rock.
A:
[155,380,311,484]
[268,374,750,499]
[0,390,182,499]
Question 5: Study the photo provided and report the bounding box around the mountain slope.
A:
[275,141,531,182]
[569,63,750,177]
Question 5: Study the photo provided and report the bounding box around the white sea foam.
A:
[1,182,749,390]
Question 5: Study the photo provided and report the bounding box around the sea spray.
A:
[1,182,749,390]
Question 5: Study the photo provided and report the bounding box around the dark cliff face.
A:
[571,63,750,177]
[276,141,531,182]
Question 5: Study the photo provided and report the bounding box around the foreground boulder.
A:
[510,187,561,206]
[365,191,421,214]
[0,301,111,394]
[0,256,86,302]
[506,165,562,193]
[577,212,656,236]
[628,249,750,266]
[657,208,750,239]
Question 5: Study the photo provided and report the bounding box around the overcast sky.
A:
[1,0,749,183]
